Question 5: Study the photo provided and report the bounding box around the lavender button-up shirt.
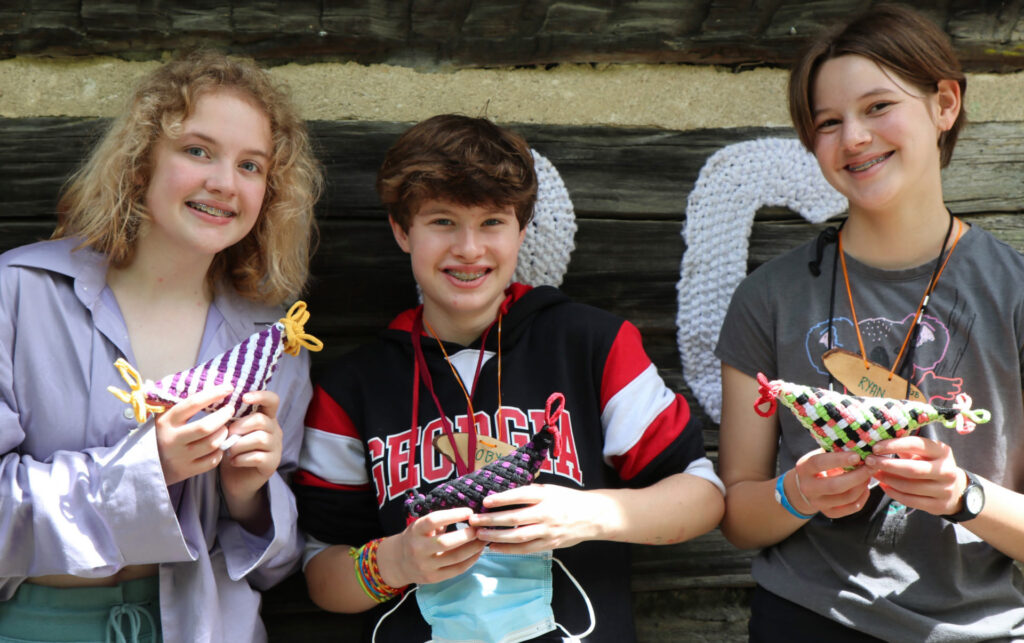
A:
[0,238,311,642]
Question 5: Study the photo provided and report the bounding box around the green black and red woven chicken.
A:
[754,373,990,460]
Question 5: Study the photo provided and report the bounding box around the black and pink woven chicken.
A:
[405,392,566,519]
[754,373,990,461]
[108,301,322,424]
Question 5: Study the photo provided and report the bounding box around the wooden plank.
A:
[632,530,755,590]
[232,1,324,34]
[633,587,750,642]
[3,1,1024,71]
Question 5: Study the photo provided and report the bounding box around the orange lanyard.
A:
[837,216,964,383]
[411,312,505,475]
[422,314,505,430]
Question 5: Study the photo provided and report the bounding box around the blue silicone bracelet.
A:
[775,472,815,520]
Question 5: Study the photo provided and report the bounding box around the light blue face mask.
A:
[369,548,595,643]
[415,549,556,643]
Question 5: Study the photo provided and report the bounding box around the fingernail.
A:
[220,434,241,451]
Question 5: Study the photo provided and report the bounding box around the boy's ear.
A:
[935,79,961,132]
[389,215,412,254]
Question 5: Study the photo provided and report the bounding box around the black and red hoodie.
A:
[294,284,712,642]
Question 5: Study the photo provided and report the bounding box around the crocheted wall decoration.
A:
[513,150,577,287]
[109,301,323,424]
[676,138,848,423]
[405,392,565,519]
[753,373,990,461]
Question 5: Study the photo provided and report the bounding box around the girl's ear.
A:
[935,79,962,132]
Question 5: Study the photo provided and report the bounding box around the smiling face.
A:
[142,90,272,263]
[810,55,957,216]
[391,199,526,345]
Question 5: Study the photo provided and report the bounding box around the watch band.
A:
[775,472,815,520]
[942,469,985,523]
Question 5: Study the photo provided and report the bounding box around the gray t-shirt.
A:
[717,225,1024,642]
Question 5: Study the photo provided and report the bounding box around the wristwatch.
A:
[942,470,985,523]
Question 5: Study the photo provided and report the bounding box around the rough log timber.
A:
[3,1,1024,72]
[1,117,1022,641]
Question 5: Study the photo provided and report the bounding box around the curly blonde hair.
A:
[54,50,323,305]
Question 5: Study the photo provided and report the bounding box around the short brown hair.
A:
[789,4,967,168]
[55,50,323,305]
[376,114,537,231]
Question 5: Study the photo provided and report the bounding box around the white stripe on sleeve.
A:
[299,427,369,487]
[302,533,332,570]
[601,363,676,462]
[683,456,726,495]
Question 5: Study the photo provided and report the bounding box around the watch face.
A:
[965,486,985,514]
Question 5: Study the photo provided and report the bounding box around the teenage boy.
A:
[294,114,724,642]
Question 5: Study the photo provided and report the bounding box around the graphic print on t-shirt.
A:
[803,312,967,404]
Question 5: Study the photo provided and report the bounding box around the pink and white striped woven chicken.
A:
[109,301,322,424]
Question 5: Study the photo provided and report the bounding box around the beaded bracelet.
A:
[349,538,406,603]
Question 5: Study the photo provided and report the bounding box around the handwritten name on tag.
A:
[434,433,517,470]
[823,348,925,401]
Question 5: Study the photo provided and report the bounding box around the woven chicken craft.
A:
[109,301,322,424]
[753,373,990,460]
[405,392,566,520]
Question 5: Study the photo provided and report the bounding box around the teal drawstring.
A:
[105,603,157,643]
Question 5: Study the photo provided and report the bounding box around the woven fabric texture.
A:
[146,322,287,420]
[404,427,557,518]
[754,373,990,460]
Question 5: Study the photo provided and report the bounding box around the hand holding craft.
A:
[788,449,874,520]
[865,432,978,517]
[217,387,285,511]
[386,507,487,588]
[107,301,322,487]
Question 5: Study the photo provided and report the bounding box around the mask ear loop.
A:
[370,587,418,643]
[551,556,596,642]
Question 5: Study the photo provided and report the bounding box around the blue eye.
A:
[240,161,261,173]
[185,146,207,158]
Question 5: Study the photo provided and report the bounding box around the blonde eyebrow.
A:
[182,130,271,160]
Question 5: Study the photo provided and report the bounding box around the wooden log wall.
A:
[4,115,1024,641]
[3,0,1024,71]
